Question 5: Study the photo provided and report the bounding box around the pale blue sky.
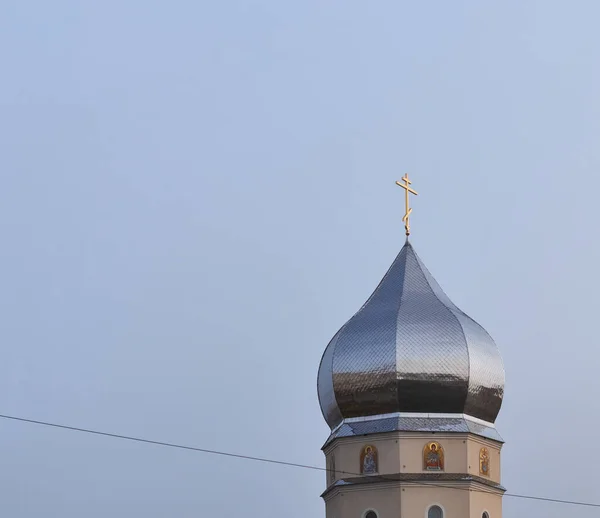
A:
[0,1,598,517]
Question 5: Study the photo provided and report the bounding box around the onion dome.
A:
[317,240,505,438]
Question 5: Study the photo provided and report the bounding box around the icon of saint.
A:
[361,446,378,474]
[329,455,336,484]
[425,443,443,471]
[479,448,490,476]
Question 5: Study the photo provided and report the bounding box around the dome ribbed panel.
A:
[395,247,469,413]
[317,330,344,428]
[413,248,505,423]
[458,316,505,422]
[330,249,408,422]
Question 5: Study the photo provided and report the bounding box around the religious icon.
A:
[423,442,444,471]
[479,447,490,476]
[328,455,336,485]
[360,445,378,475]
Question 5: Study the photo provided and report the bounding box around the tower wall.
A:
[325,484,486,518]
[325,432,502,484]
[323,432,504,518]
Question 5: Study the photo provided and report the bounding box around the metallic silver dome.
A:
[317,241,505,431]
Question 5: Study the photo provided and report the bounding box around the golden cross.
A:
[395,174,418,236]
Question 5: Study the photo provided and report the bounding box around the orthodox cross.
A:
[395,174,418,236]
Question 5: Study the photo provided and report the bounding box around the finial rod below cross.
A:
[395,174,418,236]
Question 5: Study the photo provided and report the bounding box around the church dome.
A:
[317,240,505,431]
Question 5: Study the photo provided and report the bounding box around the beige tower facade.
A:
[317,241,506,518]
[322,430,504,518]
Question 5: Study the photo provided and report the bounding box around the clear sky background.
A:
[0,1,598,517]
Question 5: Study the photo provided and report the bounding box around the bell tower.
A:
[317,181,505,518]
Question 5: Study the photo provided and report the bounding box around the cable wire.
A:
[0,413,597,509]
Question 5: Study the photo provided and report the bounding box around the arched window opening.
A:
[482,513,490,518]
[364,511,378,518]
[428,505,443,518]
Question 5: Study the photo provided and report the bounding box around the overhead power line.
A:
[0,413,597,509]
